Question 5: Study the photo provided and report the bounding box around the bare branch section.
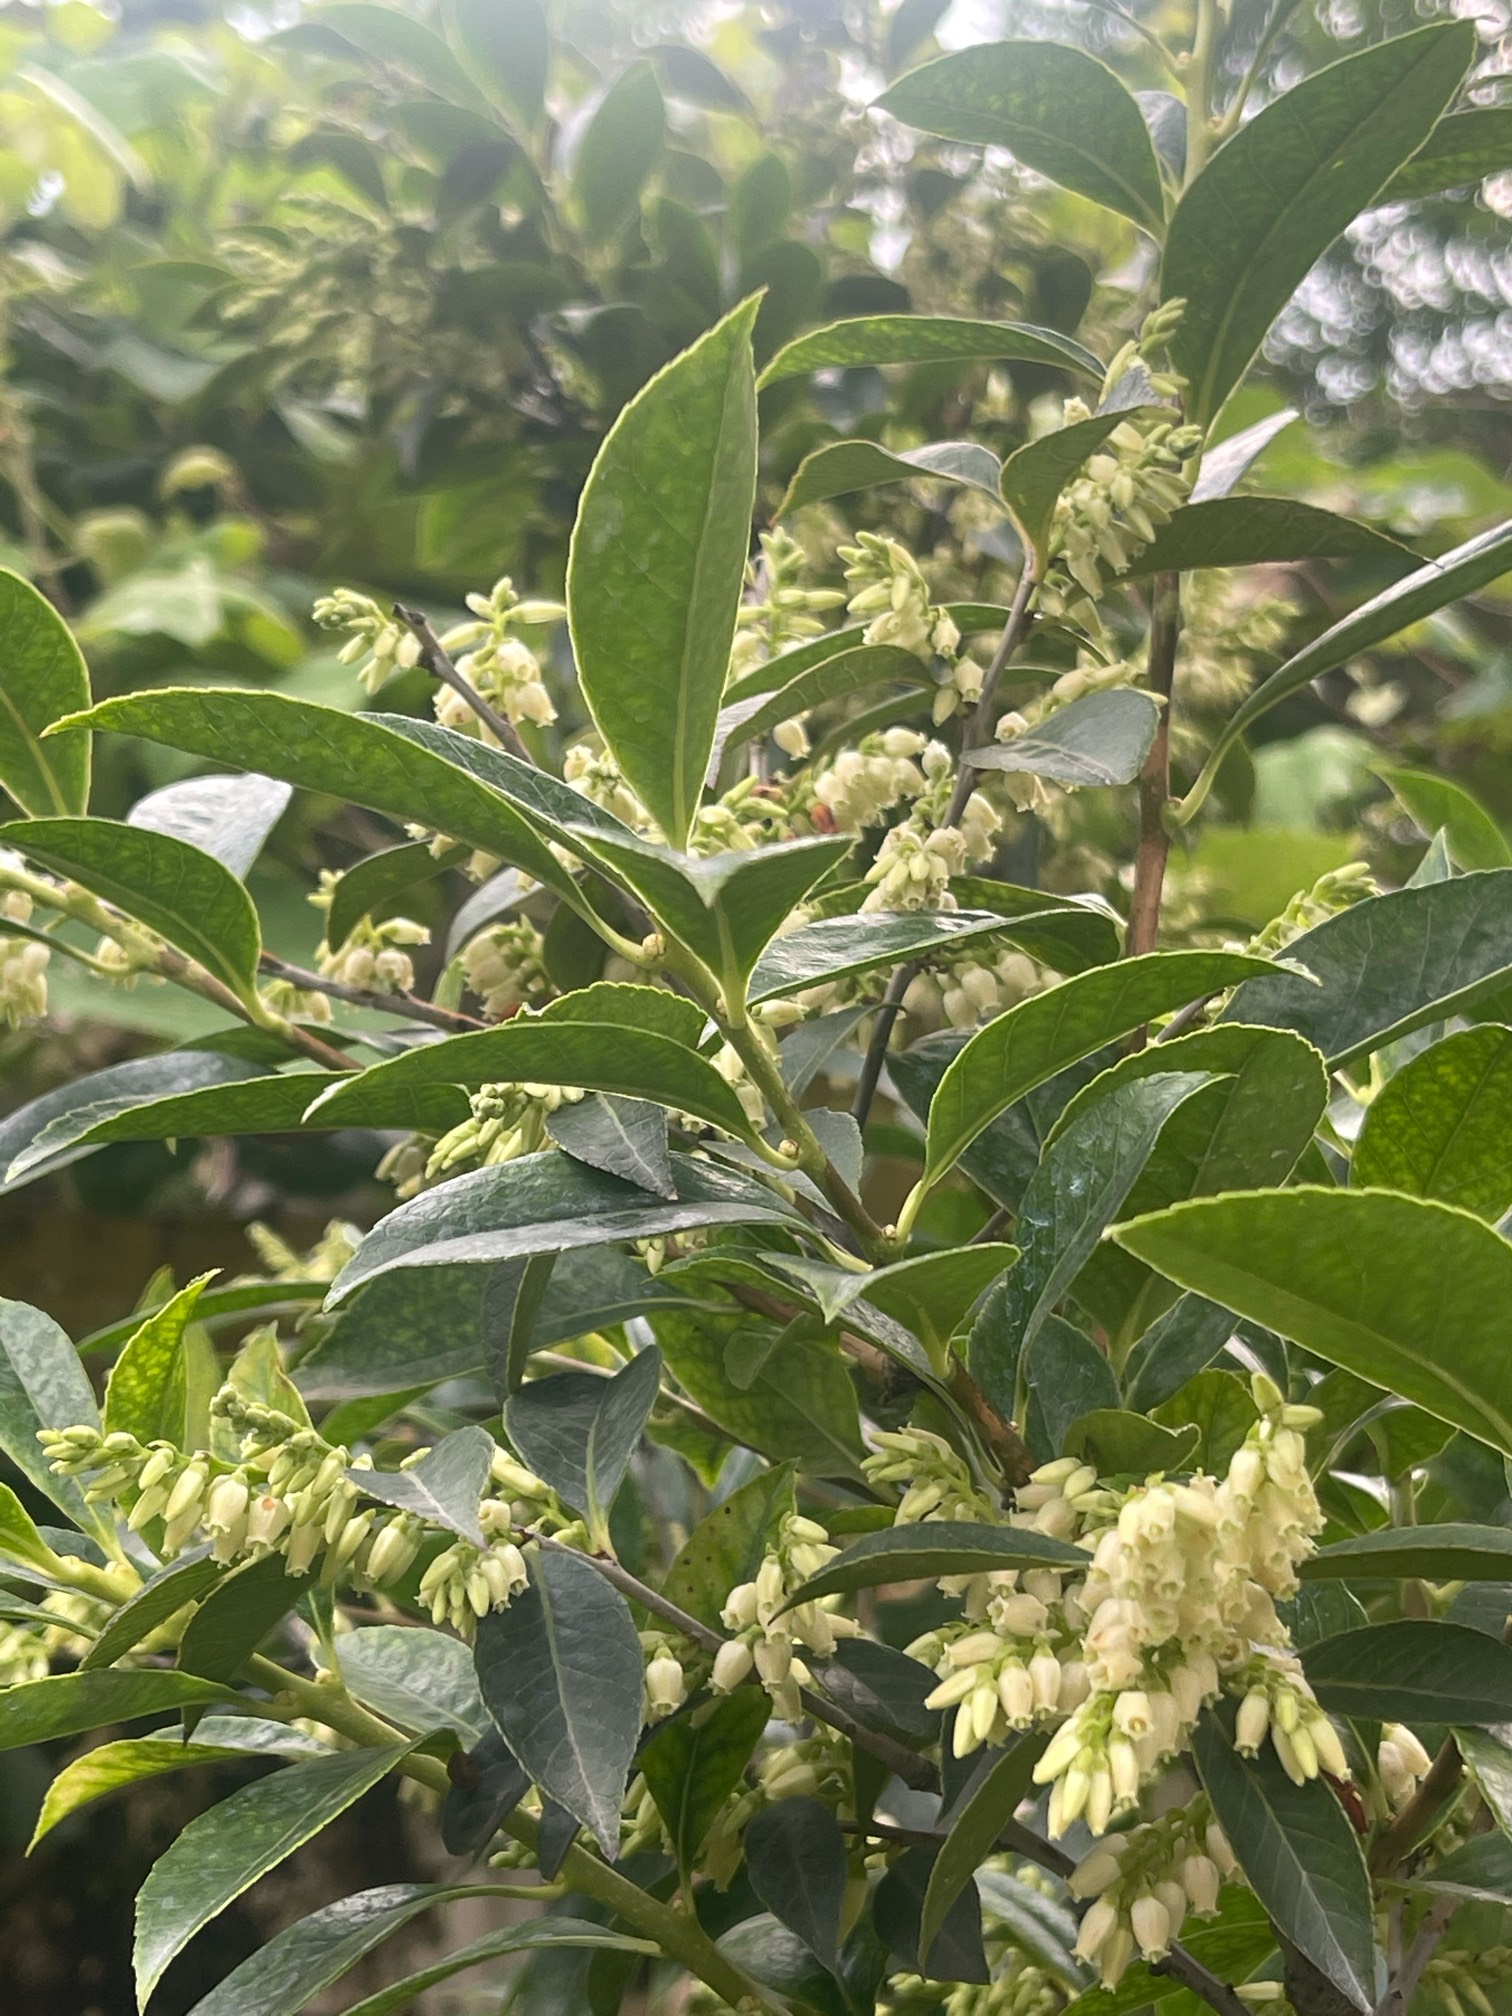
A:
[393,601,534,763]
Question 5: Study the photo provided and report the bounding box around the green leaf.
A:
[338,1624,488,1741]
[306,1011,757,1141]
[0,1669,231,1752]
[759,314,1101,387]
[0,567,90,815]
[0,1480,67,1575]
[340,1921,654,2016]
[1164,23,1474,428]
[1303,1523,1512,1582]
[1191,1708,1374,2011]
[51,689,577,901]
[746,1796,848,1967]
[1412,1832,1512,1906]
[998,404,1158,558]
[547,1093,674,1198]
[0,1296,107,1532]
[783,1521,1084,1608]
[1381,106,1512,202]
[127,772,292,880]
[1454,1728,1512,1841]
[329,1151,804,1302]
[573,61,664,239]
[878,41,1165,231]
[1113,1188,1512,1457]
[326,839,466,950]
[81,1550,224,1671]
[30,1737,260,1850]
[777,438,1004,518]
[1190,411,1300,502]
[1353,1025,1512,1220]
[483,1253,561,1398]
[348,1424,493,1548]
[838,1246,1018,1349]
[921,1738,1046,1971]
[0,816,261,1001]
[1124,497,1412,575]
[472,1545,643,1855]
[1377,765,1512,872]
[721,643,931,755]
[946,879,1123,974]
[103,1273,212,1448]
[661,1461,796,1628]
[314,3,490,108]
[133,1743,411,2008]
[1153,1367,1257,1472]
[723,601,1013,706]
[656,1305,865,1478]
[1064,1408,1199,1477]
[505,1349,659,1545]
[1184,517,1512,811]
[813,1638,938,1742]
[1060,1891,1275,2015]
[1302,1620,1512,1725]
[923,951,1273,1184]
[1221,872,1512,1066]
[177,1552,306,1683]
[1023,1317,1119,1461]
[1123,1295,1237,1411]
[874,1844,989,1984]
[965,689,1160,788]
[567,297,757,847]
[444,0,547,130]
[441,1729,529,1855]
[640,1689,771,1874]
[749,910,1024,1005]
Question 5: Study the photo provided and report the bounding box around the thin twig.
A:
[392,602,533,762]
[1125,571,1181,962]
[1374,1899,1455,2016]
[258,952,487,1034]
[1155,1943,1255,2016]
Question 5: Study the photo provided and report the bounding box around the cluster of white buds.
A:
[1038,407,1200,622]
[426,1079,586,1181]
[865,1425,1004,1529]
[841,532,962,664]
[641,1633,689,1721]
[861,793,999,913]
[1069,1801,1235,1989]
[563,741,651,832]
[711,1515,859,1718]
[1232,1651,1349,1787]
[0,926,48,1026]
[699,1729,852,1890]
[1377,1721,1434,1808]
[923,1616,1091,1760]
[417,1530,529,1637]
[314,589,421,694]
[810,727,931,833]
[729,527,847,695]
[0,1620,49,1687]
[710,1042,766,1128]
[1241,862,1378,960]
[460,919,551,1022]
[311,881,429,997]
[901,946,1040,1032]
[435,576,563,734]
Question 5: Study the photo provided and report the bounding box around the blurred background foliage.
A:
[0,0,1508,2004]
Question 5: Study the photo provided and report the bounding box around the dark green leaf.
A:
[784,1521,1084,1608]
[946,879,1123,974]
[0,1669,231,1752]
[103,1273,211,1448]
[1192,1708,1374,2011]
[921,1738,1046,1971]
[923,951,1272,1183]
[0,1296,107,1532]
[1023,1317,1119,1460]
[1304,1620,1512,1725]
[349,1425,493,1548]
[0,1480,69,1576]
[661,1462,797,1628]
[127,772,291,880]
[82,1549,223,1671]
[640,1688,770,1874]
[751,911,1026,1005]
[547,1093,675,1198]
[1114,1188,1512,1457]
[1353,1025,1512,1219]
[1303,1524,1512,1583]
[133,1743,411,2007]
[1381,106,1512,202]
[473,1546,643,1855]
[721,643,930,755]
[0,816,261,1001]
[1453,1727,1512,1841]
[0,567,90,815]
[1164,23,1474,426]
[999,405,1155,557]
[441,1729,529,1856]
[1124,1295,1237,1410]
[326,840,465,950]
[1125,497,1411,575]
[778,438,1004,517]
[878,41,1165,231]
[338,1624,488,1741]
[177,1552,306,1683]
[573,62,665,239]
[965,689,1160,788]
[567,296,756,847]
[1222,872,1512,1066]
[812,1637,938,1742]
[339,1921,654,2016]
[1063,1409,1199,1477]
[1412,1832,1512,1905]
[505,1349,660,1544]
[874,1844,989,1983]
[759,314,1101,387]
[1153,1367,1257,1472]
[1377,765,1511,872]
[657,1305,865,1478]
[746,1796,847,1967]
[724,601,1013,706]
[483,1252,560,1398]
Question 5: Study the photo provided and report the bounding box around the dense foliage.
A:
[2,1,1512,2014]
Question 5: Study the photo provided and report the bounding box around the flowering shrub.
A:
[0,11,1510,2016]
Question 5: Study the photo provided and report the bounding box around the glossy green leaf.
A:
[1192,1709,1374,2011]
[1022,1317,1119,1461]
[1381,106,1512,202]
[1302,1620,1512,1725]
[813,1637,938,1743]
[1189,410,1300,502]
[1164,23,1474,427]
[965,689,1160,788]
[341,1921,653,2016]
[441,1728,529,1855]
[878,41,1165,231]
[1113,1187,1512,1456]
[81,1549,224,1670]
[946,879,1123,974]
[127,771,291,880]
[1454,1728,1512,1841]
[1125,496,1411,575]
[177,1552,306,1683]
[0,816,261,1000]
[1185,518,1512,810]
[0,1480,66,1575]
[326,839,466,950]
[1303,1523,1512,1583]
[921,1738,1047,1971]
[721,643,929,754]
[473,1546,643,1855]
[133,1743,411,2008]
[759,314,1101,386]
[567,297,757,847]
[50,689,577,900]
[445,0,547,130]
[1377,764,1512,871]
[783,1520,1084,1609]
[657,1304,865,1477]
[573,61,664,239]
[348,1425,493,1548]
[338,1624,488,1741]
[998,408,1149,557]
[329,1150,804,1302]
[1353,1025,1512,1219]
[837,1245,1018,1348]
[1412,1832,1512,1905]
[0,567,90,815]
[661,1462,796,1628]
[506,1348,660,1543]
[0,1669,230,1752]
[0,1296,107,1532]
[639,1688,771,1873]
[1222,871,1512,1066]
[777,438,1004,517]
[1065,1407,1199,1477]
[1060,1891,1275,2015]
[746,1796,847,1966]
[546,1093,674,1198]
[923,950,1273,1183]
[749,909,1022,1004]
[103,1272,212,1448]
[30,1735,291,1850]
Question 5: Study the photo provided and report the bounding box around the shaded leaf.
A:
[751,910,1030,1005]
[0,1669,230,1752]
[965,689,1160,788]
[0,1296,107,1532]
[441,1728,530,1856]
[0,567,90,816]
[720,643,930,757]
[81,1549,224,1671]
[640,1688,771,1873]
[573,62,664,240]
[1125,496,1411,575]
[177,1552,306,1683]
[348,1425,494,1548]
[338,1921,653,2016]
[1382,106,1512,202]
[1303,1524,1512,1582]
[505,1348,661,1544]
[661,1463,797,1628]
[1302,1620,1512,1725]
[746,1796,847,1967]
[326,839,466,950]
[547,1093,675,1198]
[1377,764,1511,872]
[922,1737,1047,1971]
[338,1624,489,1741]
[998,407,1152,557]
[482,1252,560,1398]
[874,1844,989,1984]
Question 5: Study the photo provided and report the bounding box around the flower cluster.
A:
[841,531,982,723]
[426,1079,587,1182]
[434,576,562,734]
[710,1513,861,1718]
[1377,1720,1434,1809]
[311,874,430,996]
[1069,1801,1235,1988]
[314,589,421,693]
[900,945,1040,1032]
[810,727,932,834]
[1038,407,1200,624]
[729,526,847,704]
[860,742,1000,913]
[1240,862,1378,959]
[460,918,551,1021]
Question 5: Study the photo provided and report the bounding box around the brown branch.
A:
[1125,571,1182,961]
[392,602,533,763]
[1368,1736,1464,1876]
[258,952,487,1034]
[1374,1899,1455,2016]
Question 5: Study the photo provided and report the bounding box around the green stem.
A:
[1185,0,1221,182]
